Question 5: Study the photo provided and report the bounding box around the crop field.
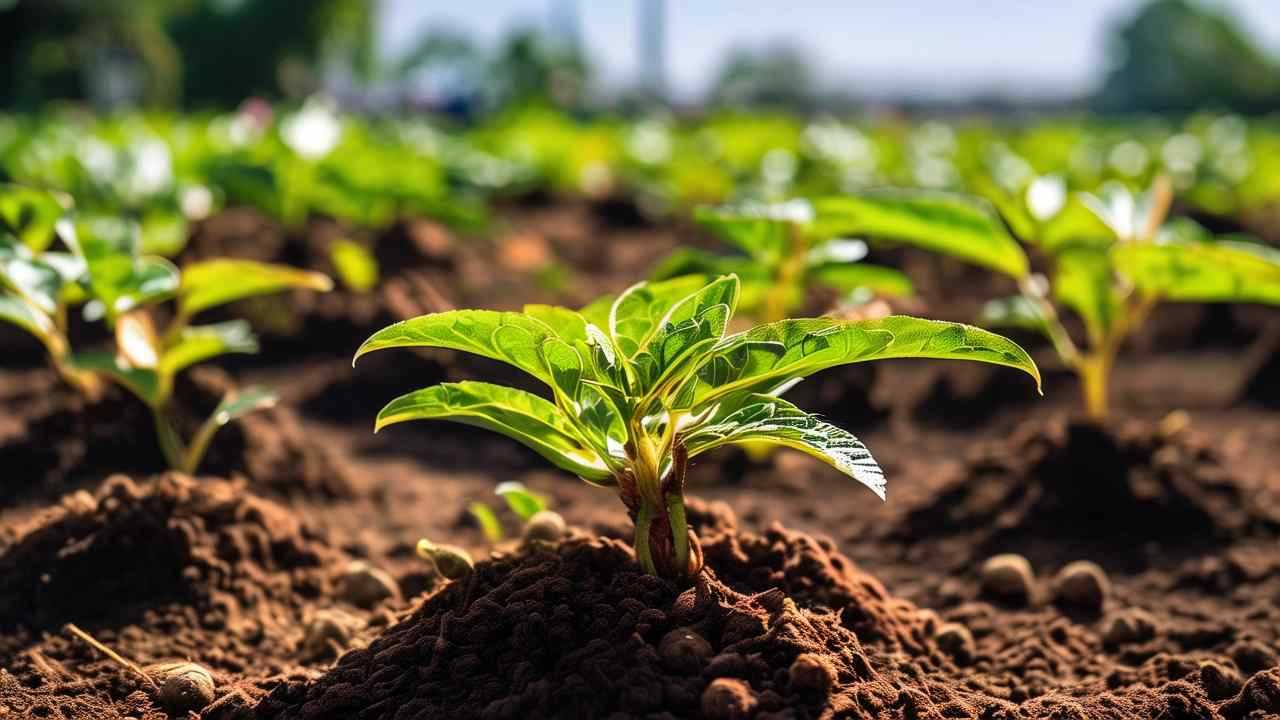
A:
[4,80,1280,720]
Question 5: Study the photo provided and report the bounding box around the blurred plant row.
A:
[4,105,1280,256]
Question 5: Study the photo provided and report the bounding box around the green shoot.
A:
[0,186,332,473]
[356,274,1040,579]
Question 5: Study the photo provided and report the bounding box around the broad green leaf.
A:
[1114,240,1280,304]
[330,238,379,292]
[69,217,179,319]
[373,381,612,481]
[1054,247,1118,341]
[160,320,259,377]
[684,315,1041,408]
[0,295,55,344]
[180,259,332,317]
[495,481,549,520]
[0,185,68,252]
[1039,195,1114,251]
[609,275,708,359]
[1,252,64,314]
[693,204,797,262]
[980,296,1048,335]
[468,502,505,542]
[355,310,561,387]
[71,352,161,407]
[523,304,590,344]
[139,211,188,256]
[684,394,885,499]
[810,191,1030,278]
[649,248,766,285]
[629,275,739,394]
[809,263,914,298]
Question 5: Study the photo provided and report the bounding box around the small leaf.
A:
[115,310,161,369]
[71,352,162,407]
[373,381,613,482]
[693,203,798,262]
[0,295,55,344]
[180,259,332,317]
[811,191,1030,278]
[0,185,69,252]
[139,211,188,256]
[330,238,379,292]
[684,394,885,499]
[209,386,278,426]
[160,320,259,377]
[809,263,913,298]
[1054,246,1118,341]
[1115,238,1280,304]
[980,296,1048,335]
[495,481,549,520]
[609,275,708,360]
[468,502,505,542]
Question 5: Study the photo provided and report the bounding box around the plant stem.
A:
[152,409,187,472]
[634,501,657,574]
[64,623,159,691]
[1079,354,1111,423]
[181,410,224,475]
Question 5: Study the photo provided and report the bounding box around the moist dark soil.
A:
[0,365,353,507]
[887,417,1274,574]
[2,202,1280,720]
[0,473,407,720]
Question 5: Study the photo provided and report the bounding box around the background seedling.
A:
[653,200,913,323]
[465,481,552,543]
[357,274,1039,579]
[0,186,333,473]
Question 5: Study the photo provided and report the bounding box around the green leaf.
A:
[1114,240,1280,304]
[684,393,885,499]
[468,502,505,542]
[608,275,708,359]
[649,248,766,284]
[330,238,379,292]
[373,381,613,482]
[139,211,188,256]
[180,259,332,317]
[69,217,179,319]
[810,191,1030,278]
[0,185,68,252]
[160,320,259,377]
[980,296,1048,335]
[685,315,1041,408]
[495,481,549,520]
[208,386,279,426]
[0,295,55,345]
[71,352,161,407]
[809,263,914,298]
[628,275,739,393]
[1054,247,1118,341]
[355,310,562,387]
[693,204,796,262]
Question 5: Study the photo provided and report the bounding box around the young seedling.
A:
[0,186,332,473]
[653,200,913,322]
[465,481,556,544]
[356,274,1040,579]
[813,179,1280,421]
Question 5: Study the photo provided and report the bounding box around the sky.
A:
[378,0,1280,100]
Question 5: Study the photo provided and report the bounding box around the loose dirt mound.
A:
[253,501,1280,720]
[891,417,1266,570]
[0,473,375,719]
[0,367,353,504]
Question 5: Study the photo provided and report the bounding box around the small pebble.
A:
[522,510,567,544]
[788,653,835,693]
[302,609,356,659]
[1200,660,1243,700]
[980,554,1035,604]
[659,627,713,673]
[702,678,758,720]
[934,622,975,662]
[338,561,400,608]
[1052,561,1109,613]
[417,540,474,580]
[148,662,215,713]
[1101,608,1157,645]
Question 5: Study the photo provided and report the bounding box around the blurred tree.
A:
[1094,0,1280,114]
[709,45,819,112]
[485,27,591,110]
[0,0,374,109]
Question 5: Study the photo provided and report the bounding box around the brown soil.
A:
[3,202,1280,720]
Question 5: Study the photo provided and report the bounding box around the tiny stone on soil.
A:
[980,553,1035,604]
[702,677,759,720]
[337,560,400,608]
[1052,560,1110,613]
[788,653,836,693]
[934,622,975,662]
[302,608,357,659]
[1102,608,1158,645]
[148,662,215,714]
[659,627,713,673]
[522,510,567,544]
